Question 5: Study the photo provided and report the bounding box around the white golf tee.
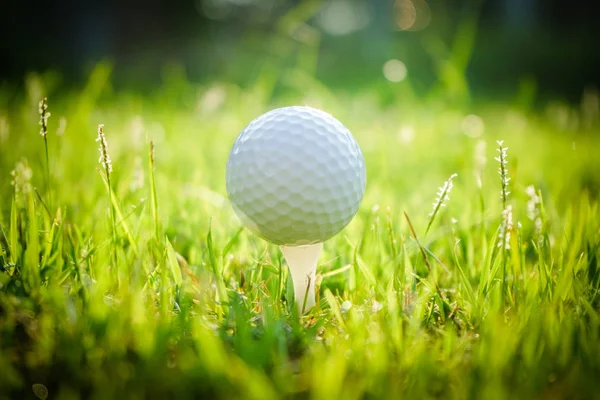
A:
[279,243,323,313]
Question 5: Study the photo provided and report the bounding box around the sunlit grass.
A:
[0,64,599,399]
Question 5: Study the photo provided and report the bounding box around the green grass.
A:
[0,65,599,400]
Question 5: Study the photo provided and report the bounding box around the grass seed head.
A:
[429,173,457,217]
[526,185,543,243]
[499,204,513,249]
[525,185,540,220]
[96,124,113,174]
[10,158,33,199]
[150,140,155,166]
[496,140,510,207]
[38,97,50,137]
[425,173,457,235]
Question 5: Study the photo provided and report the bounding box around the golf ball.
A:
[226,106,366,245]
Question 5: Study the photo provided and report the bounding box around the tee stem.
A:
[280,242,322,313]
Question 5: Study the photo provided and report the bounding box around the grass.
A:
[0,64,599,400]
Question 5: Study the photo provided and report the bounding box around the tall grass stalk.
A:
[148,140,160,243]
[39,98,51,208]
[96,124,118,271]
[404,211,460,329]
[496,140,511,305]
[499,204,513,303]
[474,140,487,234]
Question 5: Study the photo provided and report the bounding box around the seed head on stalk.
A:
[39,97,52,206]
[11,158,33,202]
[425,173,457,236]
[495,140,510,209]
[498,205,514,250]
[39,98,50,137]
[96,124,113,175]
[96,124,117,268]
[526,185,543,245]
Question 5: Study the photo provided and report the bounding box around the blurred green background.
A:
[2,0,599,103]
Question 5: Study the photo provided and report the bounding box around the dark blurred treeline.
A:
[1,0,599,103]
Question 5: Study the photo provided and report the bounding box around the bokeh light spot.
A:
[197,0,233,20]
[318,1,371,36]
[394,0,431,31]
[462,114,485,137]
[383,59,407,83]
[397,125,414,143]
[198,85,227,114]
[394,0,417,30]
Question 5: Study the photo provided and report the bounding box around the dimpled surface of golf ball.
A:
[226,106,366,246]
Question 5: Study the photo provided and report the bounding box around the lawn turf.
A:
[0,67,600,399]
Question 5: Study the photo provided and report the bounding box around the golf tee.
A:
[279,243,323,313]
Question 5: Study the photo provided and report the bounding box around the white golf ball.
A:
[226,106,366,245]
